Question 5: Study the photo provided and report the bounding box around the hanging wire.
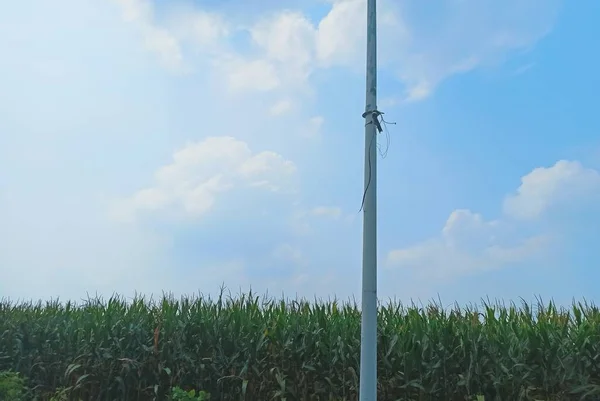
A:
[359,111,396,213]
[359,128,377,213]
[377,113,395,159]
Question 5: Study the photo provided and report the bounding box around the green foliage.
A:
[1,291,600,400]
[170,386,210,400]
[48,387,82,401]
[0,370,26,401]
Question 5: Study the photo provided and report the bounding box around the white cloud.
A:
[114,0,558,100]
[111,136,296,221]
[387,209,549,278]
[114,0,184,70]
[304,116,325,138]
[503,160,600,220]
[216,55,281,93]
[166,7,230,49]
[263,0,557,99]
[287,205,344,238]
[272,243,304,265]
[212,11,318,96]
[315,0,372,67]
[250,11,316,75]
[388,159,600,277]
[385,0,559,100]
[270,99,294,116]
[114,0,229,71]
[311,206,342,219]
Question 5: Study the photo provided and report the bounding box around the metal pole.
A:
[359,0,378,400]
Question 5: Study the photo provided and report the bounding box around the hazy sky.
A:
[1,0,599,306]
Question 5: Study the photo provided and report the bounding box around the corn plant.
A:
[1,291,600,400]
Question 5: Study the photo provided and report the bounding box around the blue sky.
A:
[1,0,599,306]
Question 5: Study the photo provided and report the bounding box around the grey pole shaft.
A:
[359,0,378,400]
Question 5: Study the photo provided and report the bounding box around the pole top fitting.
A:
[362,110,382,119]
[362,110,383,133]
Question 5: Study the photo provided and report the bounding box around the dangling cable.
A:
[377,113,395,159]
[359,111,384,213]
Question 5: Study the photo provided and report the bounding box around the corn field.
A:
[1,291,600,400]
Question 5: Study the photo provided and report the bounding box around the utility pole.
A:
[359,0,378,399]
